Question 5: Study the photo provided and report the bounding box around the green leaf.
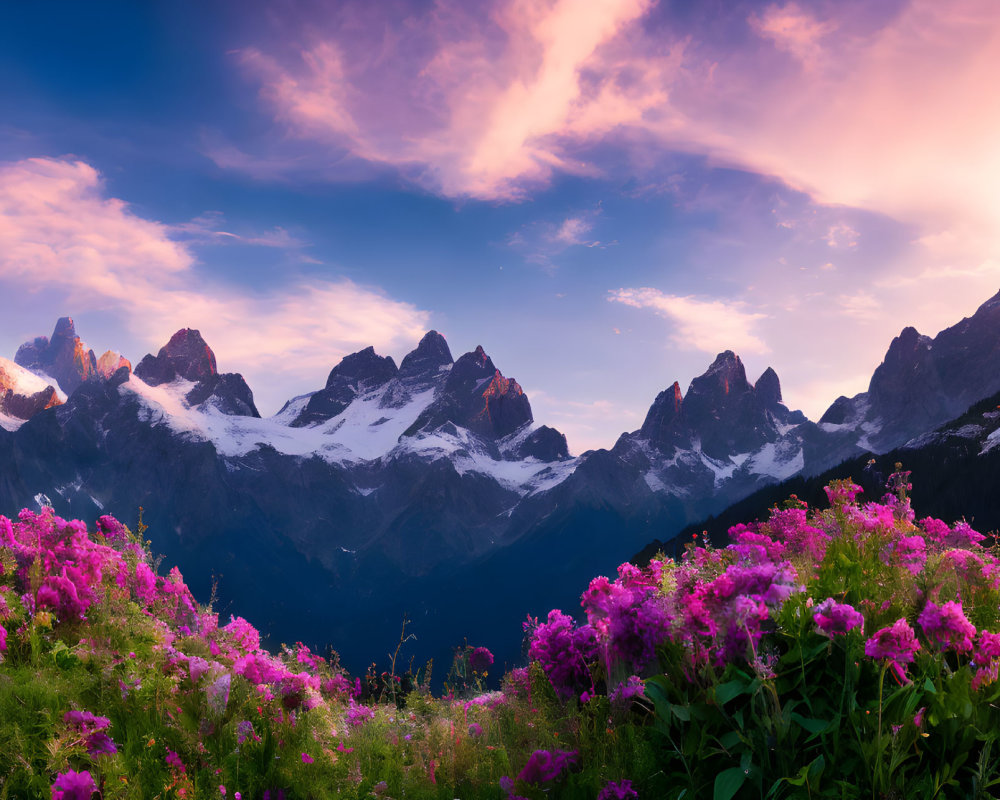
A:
[790,711,830,735]
[923,677,937,694]
[715,680,746,706]
[672,703,691,722]
[714,767,747,800]
[718,730,742,750]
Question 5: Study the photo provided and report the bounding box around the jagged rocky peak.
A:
[134,329,258,418]
[325,346,397,389]
[687,350,753,401]
[819,395,855,426]
[399,330,453,379]
[754,367,782,408]
[448,345,532,438]
[867,326,942,412]
[512,425,570,461]
[403,342,535,441]
[135,328,217,386]
[290,346,398,427]
[639,381,684,445]
[631,351,800,460]
[15,316,99,395]
[448,345,496,385]
[96,351,132,380]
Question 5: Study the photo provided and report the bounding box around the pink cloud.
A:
[225,0,672,199]
[609,288,770,355]
[748,3,839,67]
[0,157,431,414]
[228,0,1000,261]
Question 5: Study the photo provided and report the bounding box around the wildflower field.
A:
[2,468,1000,799]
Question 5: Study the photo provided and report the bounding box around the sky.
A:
[1,0,999,454]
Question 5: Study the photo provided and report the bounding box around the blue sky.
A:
[1,0,998,452]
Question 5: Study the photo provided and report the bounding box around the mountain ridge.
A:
[3,288,1000,677]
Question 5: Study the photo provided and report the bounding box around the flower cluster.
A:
[813,598,864,637]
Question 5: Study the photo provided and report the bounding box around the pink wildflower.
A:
[517,749,578,783]
[865,618,920,683]
[51,769,96,800]
[918,601,976,653]
[813,598,864,637]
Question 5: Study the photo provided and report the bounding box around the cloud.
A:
[170,212,311,251]
[505,205,613,267]
[608,288,770,355]
[837,291,881,320]
[748,3,839,67]
[0,157,431,412]
[222,0,675,199]
[223,0,1000,271]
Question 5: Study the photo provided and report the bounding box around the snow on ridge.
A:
[0,357,65,400]
[122,375,439,464]
[270,393,314,425]
[120,375,578,494]
[0,411,25,432]
[699,451,737,487]
[748,442,804,481]
[393,425,578,495]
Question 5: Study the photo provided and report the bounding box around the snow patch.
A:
[122,375,439,464]
[748,442,804,481]
[120,375,578,494]
[0,412,24,432]
[699,452,737,487]
[0,357,64,398]
[271,393,314,425]
[643,470,666,492]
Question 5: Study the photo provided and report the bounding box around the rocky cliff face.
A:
[291,347,399,427]
[134,329,259,418]
[15,316,130,396]
[819,290,1000,452]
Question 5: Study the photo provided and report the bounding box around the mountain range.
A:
[3,290,1000,676]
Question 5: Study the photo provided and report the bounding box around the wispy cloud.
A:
[170,212,308,249]
[0,157,431,411]
[608,288,770,355]
[748,2,839,68]
[217,0,675,199]
[506,206,614,267]
[221,0,1000,273]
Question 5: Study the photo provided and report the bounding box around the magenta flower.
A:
[51,769,97,800]
[166,750,186,772]
[469,646,494,672]
[96,515,128,542]
[517,749,578,783]
[865,618,920,682]
[918,601,976,653]
[824,481,863,506]
[598,779,639,800]
[813,598,864,637]
[301,752,314,764]
[609,675,645,705]
[85,731,117,756]
[528,610,598,701]
[346,700,376,726]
